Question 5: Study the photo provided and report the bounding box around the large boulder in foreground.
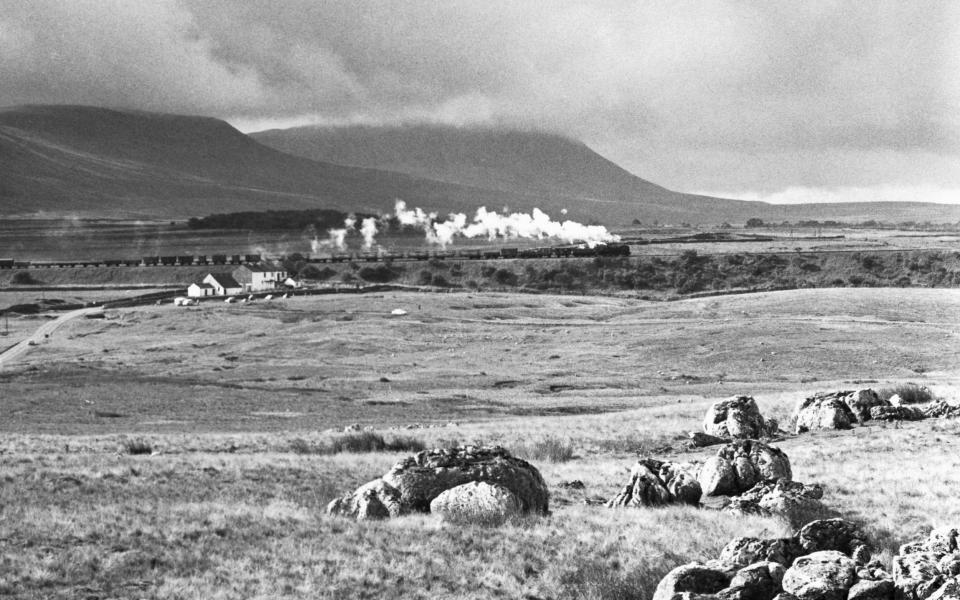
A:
[794,392,858,433]
[430,481,521,525]
[654,563,731,600]
[699,440,792,497]
[327,446,549,520]
[894,528,960,600]
[607,458,702,508]
[782,551,857,600]
[704,396,770,439]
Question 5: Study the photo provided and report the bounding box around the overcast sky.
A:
[2,1,958,203]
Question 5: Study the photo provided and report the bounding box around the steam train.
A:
[0,242,630,270]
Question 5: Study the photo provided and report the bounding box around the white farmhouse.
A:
[186,282,215,298]
[201,273,243,296]
[232,263,287,292]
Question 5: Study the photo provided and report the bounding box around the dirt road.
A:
[0,306,102,369]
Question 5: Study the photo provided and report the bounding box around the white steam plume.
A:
[360,217,379,250]
[392,200,619,248]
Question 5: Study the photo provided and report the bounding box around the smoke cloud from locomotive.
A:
[391,200,619,248]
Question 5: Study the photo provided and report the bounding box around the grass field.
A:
[2,288,959,599]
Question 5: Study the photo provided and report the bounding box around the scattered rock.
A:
[343,423,362,432]
[558,480,585,490]
[869,405,925,422]
[719,537,804,570]
[326,479,403,520]
[794,392,857,433]
[923,401,960,419]
[607,458,702,508]
[691,431,730,448]
[782,550,857,600]
[725,480,825,527]
[720,561,787,600]
[890,528,960,600]
[798,518,868,557]
[327,446,549,520]
[704,396,769,439]
[843,389,888,423]
[847,578,894,600]
[699,440,792,497]
[654,563,732,600]
[429,481,521,525]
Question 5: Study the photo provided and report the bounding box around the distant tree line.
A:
[744,218,960,231]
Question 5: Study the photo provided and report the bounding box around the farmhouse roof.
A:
[207,273,241,288]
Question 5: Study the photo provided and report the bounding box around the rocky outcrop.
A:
[842,390,888,423]
[720,561,786,600]
[782,551,857,600]
[725,481,826,528]
[798,518,870,559]
[656,520,881,600]
[327,445,549,521]
[607,458,702,508]
[794,392,858,433]
[699,440,792,497]
[691,431,730,448]
[869,405,925,422]
[654,563,731,600]
[429,481,521,524]
[325,479,403,521]
[704,396,771,439]
[922,401,960,419]
[894,528,960,600]
[719,537,805,571]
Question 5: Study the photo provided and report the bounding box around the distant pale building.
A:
[232,263,287,292]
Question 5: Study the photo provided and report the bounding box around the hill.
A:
[0,105,528,219]
[254,123,960,225]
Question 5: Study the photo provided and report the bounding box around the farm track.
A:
[0,306,102,369]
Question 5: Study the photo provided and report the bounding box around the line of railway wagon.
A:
[0,242,632,269]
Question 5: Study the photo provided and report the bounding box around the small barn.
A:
[232,263,287,292]
[202,273,243,296]
[186,282,215,298]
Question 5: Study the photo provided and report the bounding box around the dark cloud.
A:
[1,0,958,197]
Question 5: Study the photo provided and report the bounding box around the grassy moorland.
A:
[1,288,960,599]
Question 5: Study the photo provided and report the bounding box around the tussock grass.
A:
[878,382,935,404]
[121,438,153,455]
[511,435,576,462]
[289,431,426,455]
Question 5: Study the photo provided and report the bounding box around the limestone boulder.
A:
[894,553,945,600]
[654,563,732,600]
[927,579,960,600]
[781,551,857,600]
[607,458,702,508]
[718,561,787,600]
[699,440,792,497]
[924,401,960,419]
[326,478,403,520]
[705,396,769,439]
[725,480,825,528]
[798,519,868,556]
[382,446,549,514]
[847,579,894,600]
[794,393,856,433]
[429,481,521,525]
[328,445,549,521]
[719,537,805,571]
[843,389,888,423]
[870,405,925,422]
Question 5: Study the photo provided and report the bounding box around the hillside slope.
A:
[0,105,533,219]
[253,123,960,225]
